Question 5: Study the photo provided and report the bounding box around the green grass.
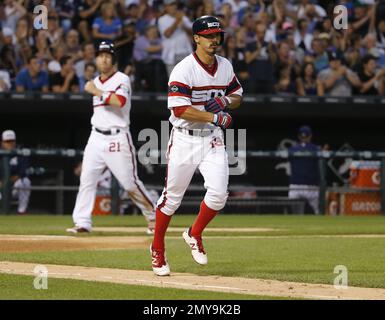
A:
[2,236,385,288]
[0,274,286,300]
[1,214,385,236]
[1,214,385,299]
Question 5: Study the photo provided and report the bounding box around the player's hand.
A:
[204,96,231,113]
[212,112,232,129]
[85,81,97,95]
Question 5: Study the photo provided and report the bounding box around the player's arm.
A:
[204,73,243,113]
[85,80,126,108]
[174,106,232,129]
[174,106,214,123]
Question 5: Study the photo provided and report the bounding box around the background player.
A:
[151,16,243,276]
[66,41,155,234]
[0,130,31,214]
[288,125,321,214]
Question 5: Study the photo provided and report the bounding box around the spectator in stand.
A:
[311,37,329,73]
[34,30,54,65]
[361,33,385,60]
[350,1,376,38]
[79,62,97,92]
[245,21,276,94]
[294,18,313,52]
[275,66,297,95]
[2,0,26,32]
[75,42,96,79]
[50,55,80,93]
[64,29,83,62]
[0,28,18,81]
[14,17,34,68]
[0,67,11,92]
[115,21,136,70]
[296,62,323,96]
[46,13,64,49]
[133,24,167,92]
[157,0,192,76]
[317,50,362,96]
[122,1,154,35]
[196,0,216,17]
[48,45,66,74]
[345,46,361,72]
[357,54,385,95]
[57,0,77,33]
[15,55,49,92]
[222,33,249,88]
[376,18,385,50]
[92,1,123,45]
[77,0,104,43]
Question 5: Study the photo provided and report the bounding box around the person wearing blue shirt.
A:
[288,126,321,214]
[0,130,31,214]
[92,1,122,45]
[15,56,49,92]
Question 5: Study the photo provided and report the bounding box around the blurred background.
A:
[1,0,385,217]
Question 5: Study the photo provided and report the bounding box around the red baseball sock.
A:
[152,208,172,251]
[190,201,218,237]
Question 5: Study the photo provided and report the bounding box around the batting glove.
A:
[204,96,231,113]
[212,112,232,129]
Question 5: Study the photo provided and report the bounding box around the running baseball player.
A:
[66,41,156,234]
[150,16,243,276]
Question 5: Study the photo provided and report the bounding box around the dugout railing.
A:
[1,148,385,215]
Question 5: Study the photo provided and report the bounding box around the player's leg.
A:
[13,177,31,214]
[152,130,199,275]
[182,133,229,265]
[305,186,320,214]
[70,133,106,232]
[104,132,156,227]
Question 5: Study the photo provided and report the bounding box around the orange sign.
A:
[340,192,381,215]
[92,196,112,215]
[349,161,381,189]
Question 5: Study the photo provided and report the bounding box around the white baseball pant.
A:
[12,177,31,213]
[157,127,229,215]
[288,184,319,214]
[72,129,155,230]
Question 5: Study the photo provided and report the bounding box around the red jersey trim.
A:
[99,71,117,84]
[193,52,218,77]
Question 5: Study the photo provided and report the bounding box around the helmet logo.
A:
[207,22,220,28]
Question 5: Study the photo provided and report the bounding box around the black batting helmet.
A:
[192,16,225,45]
[96,41,116,64]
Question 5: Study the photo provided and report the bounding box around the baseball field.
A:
[1,214,385,300]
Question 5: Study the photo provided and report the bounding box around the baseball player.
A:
[0,130,31,214]
[150,16,243,276]
[288,126,321,214]
[66,41,156,234]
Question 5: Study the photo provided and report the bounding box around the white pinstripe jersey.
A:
[91,71,131,130]
[167,53,243,130]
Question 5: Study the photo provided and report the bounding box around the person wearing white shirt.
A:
[157,0,193,76]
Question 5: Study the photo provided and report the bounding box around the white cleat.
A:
[66,226,91,234]
[146,219,155,235]
[150,245,170,276]
[182,228,208,265]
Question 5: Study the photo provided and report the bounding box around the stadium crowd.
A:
[0,0,385,96]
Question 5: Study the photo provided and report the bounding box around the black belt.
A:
[95,128,120,135]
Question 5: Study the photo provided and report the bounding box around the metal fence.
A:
[1,148,385,215]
